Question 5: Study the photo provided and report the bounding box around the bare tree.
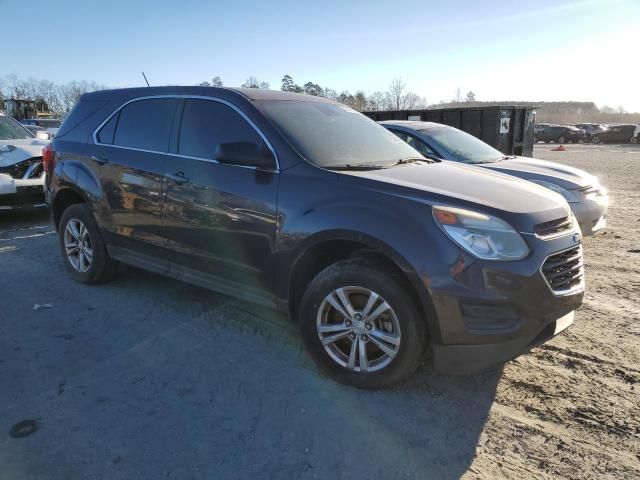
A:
[212,76,223,87]
[366,91,387,111]
[242,76,269,89]
[404,92,428,110]
[452,87,463,103]
[465,91,476,102]
[388,78,407,110]
[4,74,29,99]
[352,91,368,112]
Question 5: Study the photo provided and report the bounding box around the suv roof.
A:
[82,86,335,104]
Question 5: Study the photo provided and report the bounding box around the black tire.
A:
[299,258,426,388]
[557,135,566,144]
[631,137,638,144]
[58,203,118,284]
[591,136,601,144]
[533,136,538,143]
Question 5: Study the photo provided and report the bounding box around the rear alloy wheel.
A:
[591,136,601,144]
[59,203,119,284]
[631,137,638,144]
[300,258,425,388]
[557,135,566,144]
[64,219,93,273]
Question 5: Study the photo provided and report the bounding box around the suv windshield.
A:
[257,100,421,168]
[422,126,503,164]
[0,115,34,140]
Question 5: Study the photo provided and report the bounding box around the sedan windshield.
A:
[0,115,34,140]
[422,126,503,164]
[257,100,421,168]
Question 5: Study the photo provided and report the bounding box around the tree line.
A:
[2,72,636,121]
[0,74,107,115]
[201,74,432,112]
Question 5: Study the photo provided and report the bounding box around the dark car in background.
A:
[535,125,585,144]
[46,86,584,387]
[381,121,608,236]
[591,124,636,144]
[574,123,606,141]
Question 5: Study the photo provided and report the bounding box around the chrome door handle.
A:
[166,172,189,184]
[91,154,109,164]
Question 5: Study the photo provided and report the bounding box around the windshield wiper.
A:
[495,155,516,162]
[324,163,388,171]
[389,156,434,166]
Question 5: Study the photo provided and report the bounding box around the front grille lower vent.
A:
[541,245,584,293]
[0,158,43,179]
[535,216,573,238]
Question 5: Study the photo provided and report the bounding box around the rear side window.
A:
[110,98,178,152]
[177,99,263,162]
[56,99,108,138]
[97,111,119,144]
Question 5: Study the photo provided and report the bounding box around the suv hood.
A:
[338,161,570,231]
[479,156,598,190]
[0,138,47,167]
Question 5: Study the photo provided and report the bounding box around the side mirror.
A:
[215,142,275,169]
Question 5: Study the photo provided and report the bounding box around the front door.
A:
[162,98,279,305]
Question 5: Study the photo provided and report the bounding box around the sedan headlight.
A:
[433,206,529,261]
[529,180,580,203]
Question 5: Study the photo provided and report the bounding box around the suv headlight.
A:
[529,180,580,203]
[433,206,529,261]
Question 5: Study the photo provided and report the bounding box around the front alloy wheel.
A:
[64,219,94,272]
[317,287,401,373]
[299,258,426,388]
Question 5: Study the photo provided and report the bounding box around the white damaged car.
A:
[0,112,48,210]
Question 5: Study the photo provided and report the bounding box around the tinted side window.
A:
[97,111,119,144]
[178,99,264,163]
[113,98,178,151]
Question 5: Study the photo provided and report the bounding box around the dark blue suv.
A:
[45,87,584,387]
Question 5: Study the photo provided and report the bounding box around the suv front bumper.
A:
[423,232,584,374]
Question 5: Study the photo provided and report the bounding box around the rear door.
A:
[162,98,279,304]
[90,97,179,260]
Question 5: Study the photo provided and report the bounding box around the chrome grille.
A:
[541,245,584,293]
[535,216,573,238]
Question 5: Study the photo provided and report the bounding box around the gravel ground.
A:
[0,143,638,479]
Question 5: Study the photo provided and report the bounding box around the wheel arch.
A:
[285,230,440,342]
[52,186,91,231]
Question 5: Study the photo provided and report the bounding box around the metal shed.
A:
[364,105,537,157]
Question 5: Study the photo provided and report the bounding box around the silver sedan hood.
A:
[480,156,599,190]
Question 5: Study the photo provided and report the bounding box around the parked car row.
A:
[535,122,639,144]
[39,86,607,387]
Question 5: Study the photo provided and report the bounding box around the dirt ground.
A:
[0,144,638,479]
[464,144,640,478]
